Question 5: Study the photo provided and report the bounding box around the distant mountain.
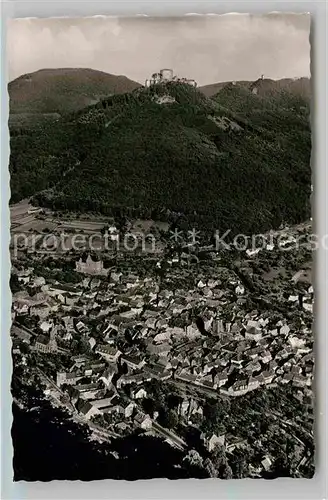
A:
[200,77,311,99]
[9,80,311,235]
[8,68,142,119]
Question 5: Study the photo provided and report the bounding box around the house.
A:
[248,346,264,359]
[292,374,308,388]
[168,327,186,340]
[91,392,118,411]
[260,350,272,364]
[95,344,121,363]
[98,365,117,387]
[262,370,275,384]
[261,456,272,472]
[100,397,125,416]
[134,388,147,400]
[120,309,143,320]
[281,372,294,384]
[145,317,157,329]
[196,377,215,390]
[303,301,313,313]
[71,355,88,367]
[85,362,107,374]
[212,319,225,336]
[117,371,151,388]
[291,269,312,285]
[248,376,260,390]
[146,363,171,380]
[30,303,51,319]
[76,399,100,420]
[180,399,191,418]
[231,353,244,368]
[148,343,171,356]
[214,372,229,388]
[121,354,146,371]
[30,276,46,288]
[280,324,290,336]
[110,271,122,283]
[14,268,32,284]
[88,337,96,350]
[186,324,201,339]
[245,325,262,342]
[207,434,225,452]
[288,336,306,349]
[245,360,261,374]
[73,383,102,401]
[103,322,118,337]
[134,412,152,430]
[62,316,76,334]
[153,331,172,344]
[35,334,55,353]
[269,360,278,372]
[207,279,219,288]
[291,365,302,375]
[123,402,136,419]
[14,302,29,315]
[76,321,89,334]
[229,379,248,396]
[246,319,260,330]
[175,370,198,384]
[225,435,247,452]
[57,371,84,387]
[40,320,53,333]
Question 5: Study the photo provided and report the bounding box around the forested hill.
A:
[200,77,311,99]
[8,68,142,126]
[9,80,311,235]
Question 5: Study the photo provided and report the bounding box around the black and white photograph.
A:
[8,13,314,481]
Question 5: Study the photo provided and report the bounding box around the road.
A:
[13,321,38,338]
[151,421,187,450]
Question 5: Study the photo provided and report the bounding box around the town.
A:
[10,201,314,479]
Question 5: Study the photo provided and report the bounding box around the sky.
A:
[7,13,311,86]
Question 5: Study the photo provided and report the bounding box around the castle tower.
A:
[159,68,174,81]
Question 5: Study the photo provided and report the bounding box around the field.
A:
[10,201,166,256]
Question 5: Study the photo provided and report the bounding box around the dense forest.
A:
[9,81,311,234]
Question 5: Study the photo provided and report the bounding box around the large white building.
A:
[75,255,109,276]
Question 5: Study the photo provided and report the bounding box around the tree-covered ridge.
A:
[9,81,311,234]
[9,68,142,116]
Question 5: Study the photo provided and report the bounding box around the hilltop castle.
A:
[145,68,197,88]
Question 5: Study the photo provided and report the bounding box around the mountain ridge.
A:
[9,69,310,120]
[8,68,142,119]
[9,79,311,235]
[200,77,311,99]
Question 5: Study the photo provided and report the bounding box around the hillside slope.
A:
[9,81,311,235]
[200,77,311,99]
[8,68,142,117]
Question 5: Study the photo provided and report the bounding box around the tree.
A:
[167,393,183,410]
[10,274,21,293]
[158,409,178,429]
[220,463,233,479]
[142,398,156,417]
[204,458,217,478]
